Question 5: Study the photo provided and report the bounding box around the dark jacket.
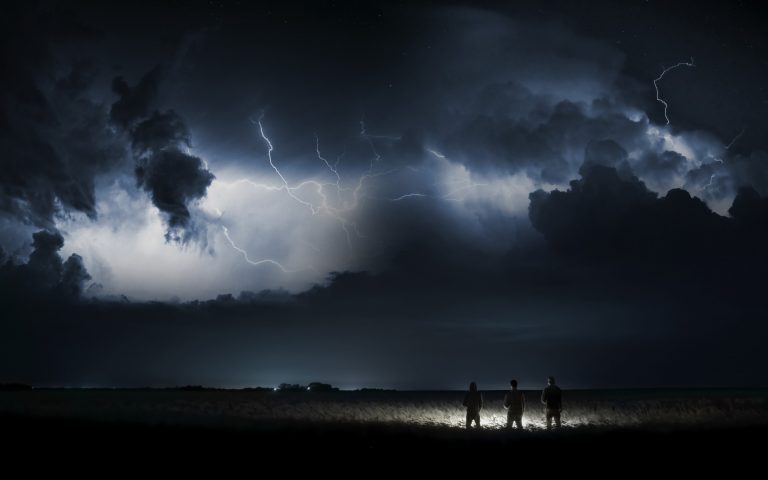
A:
[463,391,483,413]
[504,389,525,414]
[541,385,562,411]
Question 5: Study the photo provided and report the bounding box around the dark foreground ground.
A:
[3,388,766,472]
[4,413,765,472]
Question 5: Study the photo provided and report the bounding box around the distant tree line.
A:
[0,383,400,392]
[0,383,32,391]
[276,382,339,392]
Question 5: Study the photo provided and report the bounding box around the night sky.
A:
[2,0,768,390]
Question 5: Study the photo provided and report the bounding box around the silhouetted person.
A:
[503,379,525,429]
[541,376,562,429]
[463,381,483,428]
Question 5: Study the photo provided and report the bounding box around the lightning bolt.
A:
[218,115,403,264]
[217,118,485,271]
[725,128,745,150]
[703,157,725,191]
[390,193,428,201]
[253,115,323,215]
[428,149,490,200]
[654,57,695,125]
[384,149,489,202]
[254,117,375,245]
[221,226,294,272]
[315,134,341,191]
[703,128,744,191]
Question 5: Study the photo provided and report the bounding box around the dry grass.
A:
[1,389,766,430]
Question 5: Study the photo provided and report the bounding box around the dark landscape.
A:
[3,387,767,464]
[2,1,768,468]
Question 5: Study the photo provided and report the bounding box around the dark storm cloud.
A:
[60,253,91,298]
[439,88,654,186]
[729,186,768,232]
[723,152,768,197]
[517,167,768,384]
[0,230,91,301]
[684,150,768,208]
[358,10,648,187]
[3,223,767,388]
[128,107,212,243]
[635,150,688,186]
[582,139,630,173]
[379,6,764,207]
[146,2,749,252]
[109,67,161,128]
[0,17,126,228]
[128,106,213,243]
[131,110,191,156]
[3,0,768,390]
[2,8,214,245]
[27,230,66,289]
[135,149,214,242]
[110,69,215,243]
[528,165,744,262]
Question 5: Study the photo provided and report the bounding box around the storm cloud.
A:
[110,69,215,243]
[528,164,762,265]
[2,1,768,389]
[109,67,161,128]
[135,148,214,243]
[0,13,125,228]
[1,230,92,301]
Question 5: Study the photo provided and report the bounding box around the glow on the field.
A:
[404,407,578,430]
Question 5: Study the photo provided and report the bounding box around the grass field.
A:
[2,388,766,430]
[3,388,767,470]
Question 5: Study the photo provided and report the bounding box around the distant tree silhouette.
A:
[0,383,32,391]
[307,382,339,392]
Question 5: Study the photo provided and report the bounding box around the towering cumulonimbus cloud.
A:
[26,230,67,290]
[109,69,215,244]
[60,253,91,298]
[3,1,768,388]
[0,230,92,300]
[528,164,767,265]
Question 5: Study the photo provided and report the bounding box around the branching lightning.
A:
[428,149,490,201]
[315,134,341,191]
[703,157,725,191]
[217,115,403,268]
[221,226,293,272]
[654,57,695,125]
[215,117,488,271]
[253,115,323,214]
[704,129,745,191]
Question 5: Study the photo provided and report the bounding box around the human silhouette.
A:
[503,379,525,429]
[541,376,562,429]
[463,381,483,428]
